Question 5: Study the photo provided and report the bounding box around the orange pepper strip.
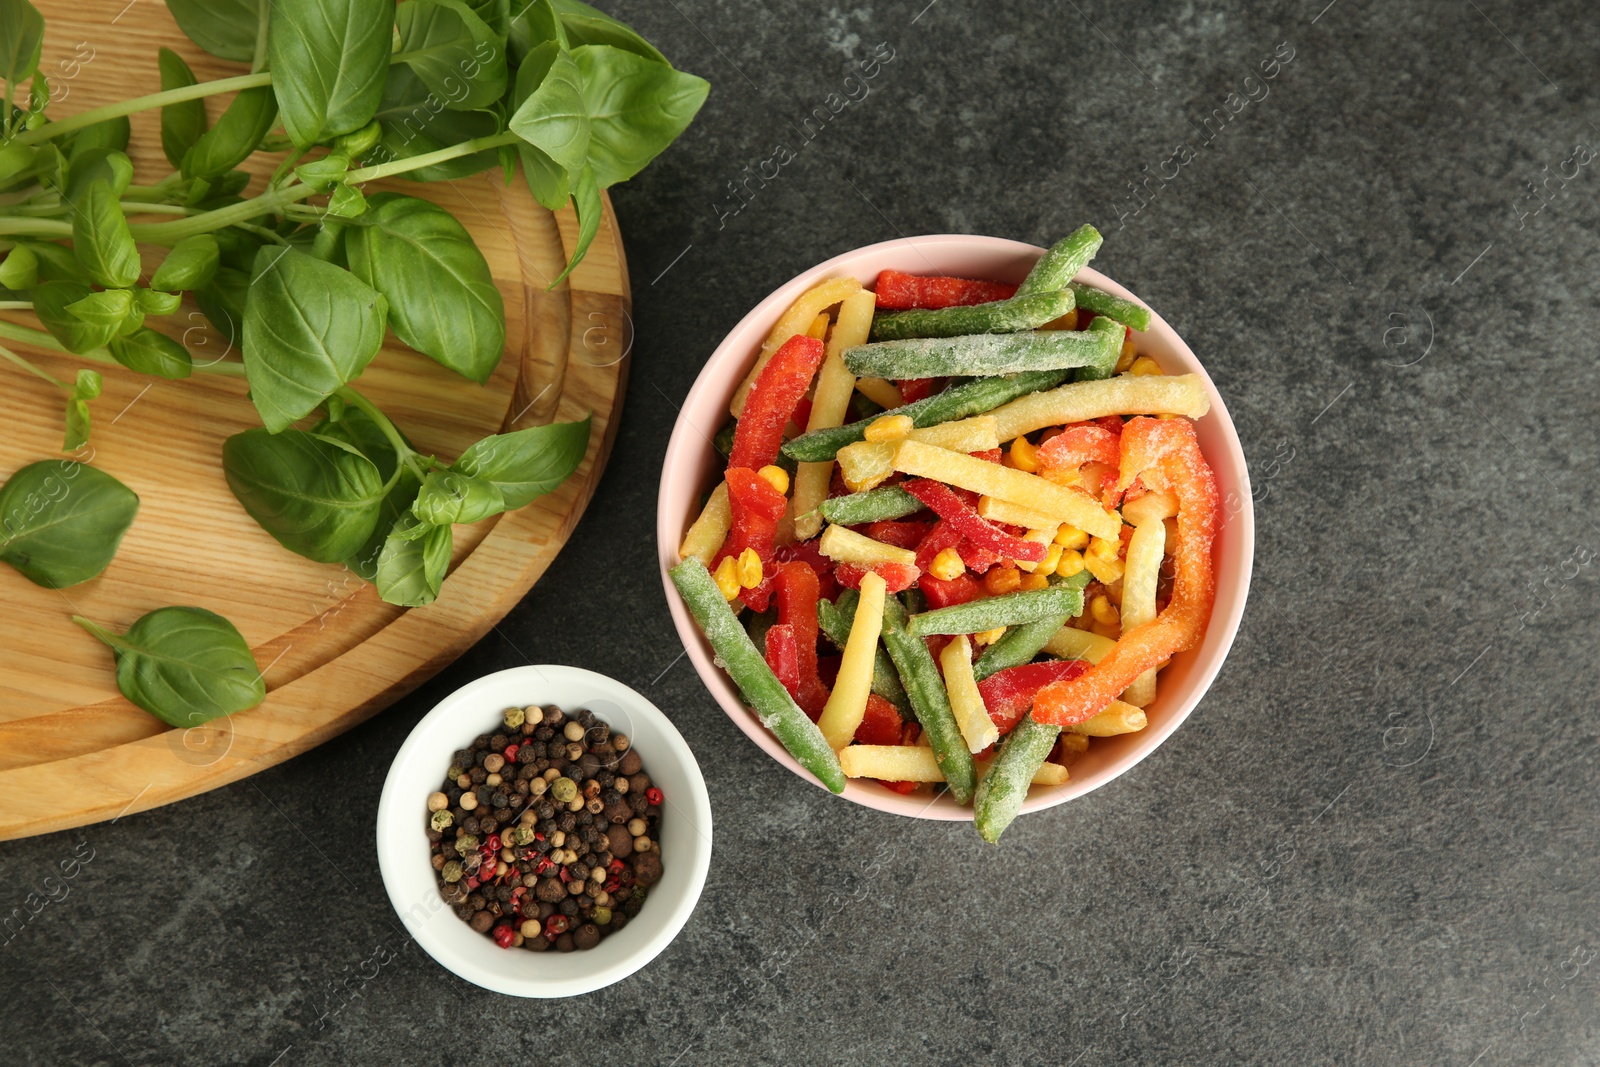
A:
[1031,417,1218,726]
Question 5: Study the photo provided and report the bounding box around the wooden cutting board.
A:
[0,4,631,839]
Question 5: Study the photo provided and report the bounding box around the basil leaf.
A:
[507,0,563,63]
[135,288,183,315]
[293,152,351,191]
[65,287,133,329]
[345,193,504,383]
[396,0,507,111]
[63,147,133,203]
[67,116,132,159]
[166,0,262,62]
[150,234,220,292]
[0,244,36,288]
[195,265,249,346]
[241,247,388,432]
[466,0,509,36]
[214,227,262,272]
[109,326,193,379]
[371,65,502,181]
[517,144,568,211]
[222,427,386,562]
[63,369,101,452]
[552,0,667,63]
[74,606,264,727]
[72,179,140,289]
[158,47,208,168]
[0,459,139,587]
[34,280,118,353]
[572,44,708,188]
[269,0,394,148]
[16,239,85,283]
[375,514,451,606]
[0,0,44,89]
[326,182,367,218]
[317,406,424,580]
[551,160,600,286]
[181,86,278,179]
[509,44,590,178]
[0,141,33,183]
[449,414,589,508]
[411,468,504,525]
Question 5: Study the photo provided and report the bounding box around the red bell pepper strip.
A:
[764,623,801,708]
[955,541,1002,574]
[1033,417,1219,726]
[914,520,961,571]
[714,467,788,612]
[896,377,938,403]
[728,333,825,471]
[977,659,1089,734]
[853,692,903,745]
[863,520,933,549]
[1037,424,1120,473]
[901,479,1047,563]
[834,561,921,593]
[917,571,983,610]
[970,447,1003,464]
[773,539,837,601]
[874,270,1019,310]
[774,561,830,719]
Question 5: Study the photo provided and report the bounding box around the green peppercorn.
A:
[550,777,579,804]
[442,861,464,883]
[592,906,612,925]
[446,764,464,781]
[504,706,526,729]
[511,825,535,846]
[457,834,480,853]
[430,810,454,832]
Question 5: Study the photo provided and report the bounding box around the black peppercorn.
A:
[557,812,577,832]
[558,898,579,917]
[469,767,487,784]
[490,733,509,750]
[535,726,554,741]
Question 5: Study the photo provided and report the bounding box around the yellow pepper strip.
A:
[1120,489,1178,527]
[1042,625,1117,663]
[892,438,1122,541]
[806,312,831,340]
[818,523,916,567]
[978,495,1057,531]
[989,374,1210,443]
[792,289,877,540]
[817,570,886,750]
[841,744,1068,785]
[731,276,863,416]
[1119,518,1166,706]
[854,377,904,409]
[679,480,731,564]
[939,634,1000,754]
[1064,700,1147,736]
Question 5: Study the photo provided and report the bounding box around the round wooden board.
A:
[0,5,631,839]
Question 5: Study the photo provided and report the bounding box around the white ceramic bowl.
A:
[376,665,712,997]
[657,234,1254,821]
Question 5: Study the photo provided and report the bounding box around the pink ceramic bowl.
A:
[657,234,1254,821]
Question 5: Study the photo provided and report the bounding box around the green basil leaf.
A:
[115,303,145,337]
[396,0,507,111]
[72,367,102,399]
[516,144,567,210]
[0,459,139,587]
[572,44,708,188]
[0,244,36,288]
[411,468,505,525]
[550,160,600,286]
[294,151,351,191]
[63,147,133,203]
[65,287,133,328]
[67,116,132,159]
[181,86,278,180]
[507,0,564,63]
[509,46,589,177]
[374,514,451,606]
[195,265,249,346]
[109,326,193,379]
[0,0,44,89]
[0,141,34,184]
[449,414,589,508]
[222,427,386,562]
[326,182,367,218]
[371,65,502,181]
[135,288,182,315]
[552,0,667,63]
[158,47,209,169]
[268,0,394,148]
[17,239,85,283]
[331,119,382,156]
[62,369,101,451]
[166,0,263,62]
[213,227,262,272]
[72,179,140,289]
[34,280,117,352]
[241,247,388,432]
[317,406,424,580]
[345,193,504,383]
[73,606,264,726]
[467,0,509,36]
[150,233,220,292]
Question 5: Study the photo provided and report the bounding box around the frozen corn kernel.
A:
[713,556,742,600]
[863,414,914,442]
[1054,525,1089,550]
[1018,571,1050,591]
[1090,595,1119,627]
[1055,549,1086,578]
[973,626,1007,646]
[1008,435,1039,473]
[736,547,763,589]
[983,566,1022,596]
[929,547,966,581]
[1040,543,1064,573]
[1088,535,1122,561]
[1115,337,1139,373]
[1129,356,1163,376]
[757,464,790,494]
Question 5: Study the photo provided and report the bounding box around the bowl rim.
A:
[375,664,713,996]
[656,233,1253,821]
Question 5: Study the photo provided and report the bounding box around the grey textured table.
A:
[6,2,1599,1063]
